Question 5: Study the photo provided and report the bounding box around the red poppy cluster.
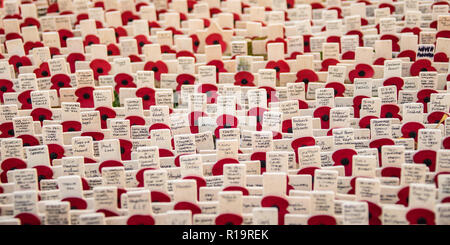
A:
[1,0,450,227]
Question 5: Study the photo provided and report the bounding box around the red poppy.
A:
[127,215,155,225]
[149,123,171,134]
[248,107,268,131]
[0,79,15,103]
[437,30,450,39]
[427,111,448,124]
[183,175,206,201]
[24,41,44,55]
[198,84,218,104]
[125,116,145,126]
[95,106,116,129]
[406,208,435,225]
[380,104,402,120]
[353,95,370,118]
[74,86,94,108]
[212,158,239,176]
[135,87,156,109]
[0,122,14,138]
[61,121,81,132]
[116,188,127,208]
[223,186,249,196]
[66,53,85,74]
[174,201,202,215]
[373,57,386,66]
[134,35,151,54]
[215,213,243,225]
[365,201,382,225]
[17,134,40,147]
[116,139,132,161]
[332,149,357,176]
[176,50,196,61]
[250,152,267,173]
[1,158,27,179]
[381,166,401,178]
[307,215,336,225]
[206,60,227,82]
[60,197,88,210]
[266,37,287,54]
[209,6,222,16]
[57,29,74,47]
[90,59,111,80]
[136,167,156,187]
[165,27,184,35]
[379,2,395,13]
[106,43,120,56]
[413,150,436,172]
[325,82,345,97]
[144,60,168,81]
[410,59,436,76]
[98,160,123,174]
[83,34,100,47]
[113,26,127,43]
[433,52,449,62]
[295,69,318,94]
[50,73,71,96]
[265,60,290,80]
[33,62,50,78]
[20,17,40,29]
[327,35,341,49]
[81,132,105,142]
[114,73,136,93]
[396,186,409,207]
[121,10,140,25]
[30,108,53,125]
[48,144,65,164]
[302,34,312,53]
[397,50,416,62]
[161,45,176,54]
[442,136,450,150]
[74,13,89,25]
[349,64,374,83]
[176,73,196,92]
[291,137,316,164]
[383,77,404,96]
[15,213,41,225]
[359,115,378,129]
[129,0,147,10]
[234,71,255,86]
[285,51,302,60]
[261,196,289,225]
[15,89,32,110]
[417,89,437,113]
[151,191,171,202]
[342,51,356,60]
[8,55,32,73]
[313,106,331,129]
[129,55,143,62]
[260,86,279,105]
[380,34,400,52]
[320,58,340,72]
[281,119,292,134]
[187,111,207,134]
[190,34,200,53]
[34,165,54,182]
[97,209,119,217]
[369,138,395,167]
[401,122,425,142]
